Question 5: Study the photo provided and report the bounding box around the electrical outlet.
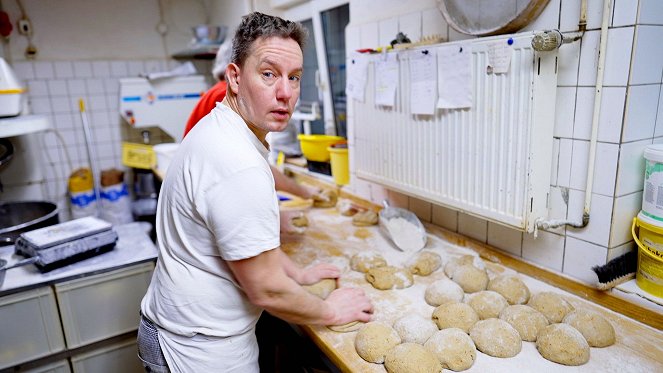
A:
[17,18,32,35]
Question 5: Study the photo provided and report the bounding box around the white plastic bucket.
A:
[642,144,663,222]
[153,143,179,174]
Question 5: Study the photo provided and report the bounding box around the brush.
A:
[592,250,637,290]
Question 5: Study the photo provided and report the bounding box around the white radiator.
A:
[350,32,558,233]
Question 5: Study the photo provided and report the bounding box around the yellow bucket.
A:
[297,134,345,162]
[631,212,663,297]
[328,144,349,185]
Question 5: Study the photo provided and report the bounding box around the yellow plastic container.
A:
[121,142,155,170]
[631,212,663,297]
[297,134,345,162]
[328,144,349,185]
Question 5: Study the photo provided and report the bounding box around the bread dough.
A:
[465,290,509,319]
[384,343,442,373]
[337,198,359,216]
[392,314,438,345]
[431,302,479,333]
[499,305,549,342]
[528,292,574,323]
[469,318,522,358]
[328,321,363,333]
[352,210,379,226]
[563,308,616,347]
[449,264,489,293]
[487,275,530,305]
[424,277,464,307]
[302,278,336,299]
[444,255,484,277]
[313,189,338,208]
[291,214,309,228]
[424,328,477,371]
[536,323,590,366]
[366,266,414,290]
[407,251,442,276]
[350,252,387,273]
[354,322,401,364]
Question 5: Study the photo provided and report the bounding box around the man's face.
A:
[235,36,303,134]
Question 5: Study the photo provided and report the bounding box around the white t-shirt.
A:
[140,103,280,372]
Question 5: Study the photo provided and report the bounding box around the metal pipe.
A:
[78,98,102,218]
[579,0,588,32]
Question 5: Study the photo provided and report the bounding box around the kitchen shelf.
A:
[0,114,51,138]
[171,44,220,60]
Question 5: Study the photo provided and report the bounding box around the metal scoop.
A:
[378,200,427,252]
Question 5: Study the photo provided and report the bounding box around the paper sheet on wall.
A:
[408,51,437,115]
[487,41,512,74]
[374,53,399,107]
[436,45,472,109]
[345,53,369,102]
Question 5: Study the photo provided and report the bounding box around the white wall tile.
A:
[91,61,111,78]
[610,191,643,247]
[487,222,522,256]
[598,86,626,143]
[615,139,652,197]
[560,0,580,33]
[12,61,35,80]
[360,22,379,49]
[657,87,663,136]
[567,190,613,246]
[34,61,55,79]
[520,0,560,32]
[88,95,108,112]
[447,28,475,42]
[399,12,422,42]
[388,189,409,209]
[573,87,593,140]
[523,230,565,272]
[53,61,74,79]
[577,29,598,85]
[432,204,457,232]
[73,61,93,78]
[127,61,145,77]
[554,87,576,138]
[378,17,398,47]
[50,97,70,114]
[104,78,120,95]
[351,178,371,202]
[29,97,51,114]
[67,79,87,95]
[27,80,49,96]
[578,28,634,87]
[570,140,589,191]
[544,186,569,235]
[557,40,580,86]
[630,26,663,85]
[421,7,448,41]
[607,241,634,261]
[612,0,638,27]
[47,80,68,96]
[563,236,607,284]
[551,139,560,185]
[86,78,106,95]
[109,61,129,78]
[592,142,619,196]
[557,138,573,187]
[622,84,660,142]
[409,197,432,222]
[458,213,487,243]
[639,0,663,25]
[53,113,74,129]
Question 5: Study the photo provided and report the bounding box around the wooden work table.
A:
[281,192,663,373]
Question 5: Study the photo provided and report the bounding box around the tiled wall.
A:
[344,0,663,284]
[8,59,204,220]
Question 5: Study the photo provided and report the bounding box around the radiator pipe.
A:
[535,0,611,236]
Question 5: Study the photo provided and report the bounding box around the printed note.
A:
[437,45,472,109]
[487,41,512,74]
[408,51,437,115]
[375,53,399,107]
[345,53,370,102]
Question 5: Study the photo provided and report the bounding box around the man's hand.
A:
[299,263,340,285]
[312,189,338,208]
[324,287,374,325]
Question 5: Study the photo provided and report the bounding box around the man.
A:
[137,12,373,373]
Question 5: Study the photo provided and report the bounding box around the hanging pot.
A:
[0,201,59,245]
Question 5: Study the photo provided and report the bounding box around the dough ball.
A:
[536,323,590,366]
[444,255,482,277]
[366,266,414,290]
[313,189,338,208]
[392,314,438,345]
[355,322,401,364]
[408,251,442,276]
[431,302,479,333]
[350,252,387,273]
[499,305,549,342]
[352,210,379,226]
[291,214,309,227]
[487,275,530,305]
[469,318,522,358]
[424,278,465,307]
[449,264,489,293]
[465,291,509,320]
[384,343,442,373]
[563,309,616,347]
[337,198,359,216]
[424,328,476,371]
[302,278,336,299]
[328,321,363,333]
[528,292,574,323]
